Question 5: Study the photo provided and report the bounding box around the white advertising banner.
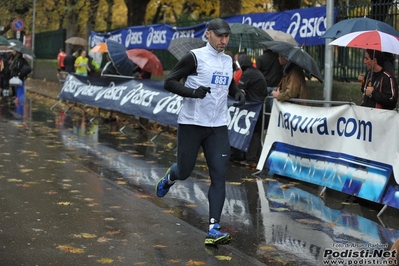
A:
[258,101,399,209]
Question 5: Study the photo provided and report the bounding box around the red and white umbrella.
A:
[329,30,399,54]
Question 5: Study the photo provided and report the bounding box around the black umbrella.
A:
[228,23,273,51]
[167,37,206,60]
[10,43,35,58]
[8,39,23,46]
[261,41,323,83]
[0,36,9,45]
[106,39,134,76]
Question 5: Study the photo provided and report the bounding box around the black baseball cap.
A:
[207,18,231,35]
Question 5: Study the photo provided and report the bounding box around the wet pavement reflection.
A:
[4,95,399,265]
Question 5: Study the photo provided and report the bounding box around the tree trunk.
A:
[105,0,114,31]
[220,0,241,17]
[87,0,100,38]
[274,0,300,11]
[125,0,150,26]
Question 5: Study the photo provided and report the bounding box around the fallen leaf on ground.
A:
[215,255,232,261]
[106,230,121,235]
[296,218,321,225]
[280,184,295,189]
[7,179,23,182]
[17,183,31,187]
[186,260,206,265]
[80,233,97,238]
[97,236,112,242]
[153,244,167,248]
[83,198,94,201]
[258,245,277,251]
[135,194,151,199]
[58,202,72,206]
[20,169,34,173]
[96,258,114,264]
[242,177,256,182]
[56,244,84,254]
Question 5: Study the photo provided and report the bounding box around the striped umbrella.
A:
[329,30,399,55]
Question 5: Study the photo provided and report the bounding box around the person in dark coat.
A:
[63,50,76,73]
[256,49,283,110]
[237,53,267,167]
[360,49,398,110]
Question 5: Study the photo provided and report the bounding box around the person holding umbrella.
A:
[359,49,398,110]
[9,49,31,101]
[155,18,246,246]
[272,54,307,102]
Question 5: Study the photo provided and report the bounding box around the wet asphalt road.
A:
[1,86,399,265]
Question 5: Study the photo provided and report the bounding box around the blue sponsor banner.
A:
[59,74,261,152]
[90,6,336,49]
[265,142,393,203]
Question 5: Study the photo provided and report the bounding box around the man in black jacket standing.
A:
[237,53,267,167]
[256,49,282,110]
[63,50,76,73]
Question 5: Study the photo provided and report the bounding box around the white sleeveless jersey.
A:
[178,42,233,127]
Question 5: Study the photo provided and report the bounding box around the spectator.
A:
[64,50,76,73]
[359,49,398,110]
[9,50,31,102]
[88,54,100,76]
[237,54,267,168]
[233,52,246,84]
[101,54,118,76]
[57,48,67,75]
[272,54,307,101]
[256,48,283,110]
[74,50,90,76]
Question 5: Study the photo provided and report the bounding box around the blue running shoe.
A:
[156,168,174,197]
[204,223,231,245]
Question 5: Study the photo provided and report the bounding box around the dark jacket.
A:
[361,69,398,110]
[9,53,31,80]
[64,54,76,73]
[256,49,283,87]
[237,54,267,102]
